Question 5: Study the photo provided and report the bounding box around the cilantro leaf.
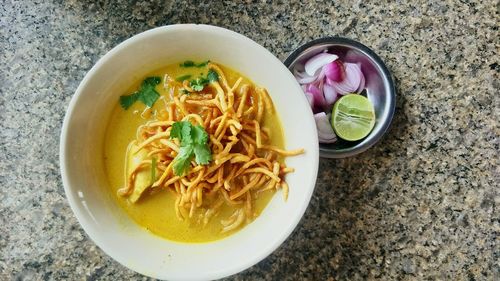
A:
[119,92,140,110]
[191,85,205,92]
[191,84,204,92]
[173,146,194,176]
[170,121,183,140]
[191,125,208,145]
[170,121,193,146]
[207,69,219,82]
[180,60,195,67]
[138,87,160,107]
[143,77,161,85]
[180,60,209,68]
[138,77,161,107]
[194,144,212,165]
[195,60,209,67]
[119,76,161,109]
[180,122,193,146]
[186,69,218,92]
[175,74,192,82]
[170,121,212,176]
[189,77,209,92]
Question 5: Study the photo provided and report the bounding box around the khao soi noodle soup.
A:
[104,61,303,243]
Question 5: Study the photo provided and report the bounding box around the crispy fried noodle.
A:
[117,63,304,233]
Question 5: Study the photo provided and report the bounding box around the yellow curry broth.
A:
[104,62,285,243]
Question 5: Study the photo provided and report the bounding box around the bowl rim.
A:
[284,36,396,158]
[59,24,319,280]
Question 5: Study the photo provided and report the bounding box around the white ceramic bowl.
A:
[60,24,319,280]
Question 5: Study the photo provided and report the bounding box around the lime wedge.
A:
[331,94,375,141]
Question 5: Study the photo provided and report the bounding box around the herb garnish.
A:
[196,60,209,67]
[207,69,219,82]
[188,69,219,92]
[170,121,212,176]
[189,77,209,92]
[175,74,192,82]
[119,77,161,110]
[180,60,195,67]
[180,60,210,68]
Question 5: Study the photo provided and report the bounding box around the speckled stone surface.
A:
[1,0,499,280]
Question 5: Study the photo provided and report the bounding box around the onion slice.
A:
[327,63,363,95]
[294,66,326,85]
[307,84,325,111]
[295,72,317,84]
[294,68,317,84]
[324,60,345,82]
[314,112,337,143]
[305,53,338,76]
[323,84,338,107]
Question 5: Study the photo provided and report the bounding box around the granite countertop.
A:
[1,1,498,280]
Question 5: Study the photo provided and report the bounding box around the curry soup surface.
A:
[103,62,285,243]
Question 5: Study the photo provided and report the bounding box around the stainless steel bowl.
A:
[284,37,396,158]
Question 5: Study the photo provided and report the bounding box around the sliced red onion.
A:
[294,66,316,83]
[307,84,326,111]
[293,52,367,140]
[305,53,338,76]
[307,84,321,95]
[314,112,337,143]
[294,72,317,84]
[294,66,327,85]
[345,63,362,91]
[315,67,326,86]
[327,63,363,95]
[323,84,338,107]
[324,60,345,82]
[316,74,324,93]
[332,80,352,95]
